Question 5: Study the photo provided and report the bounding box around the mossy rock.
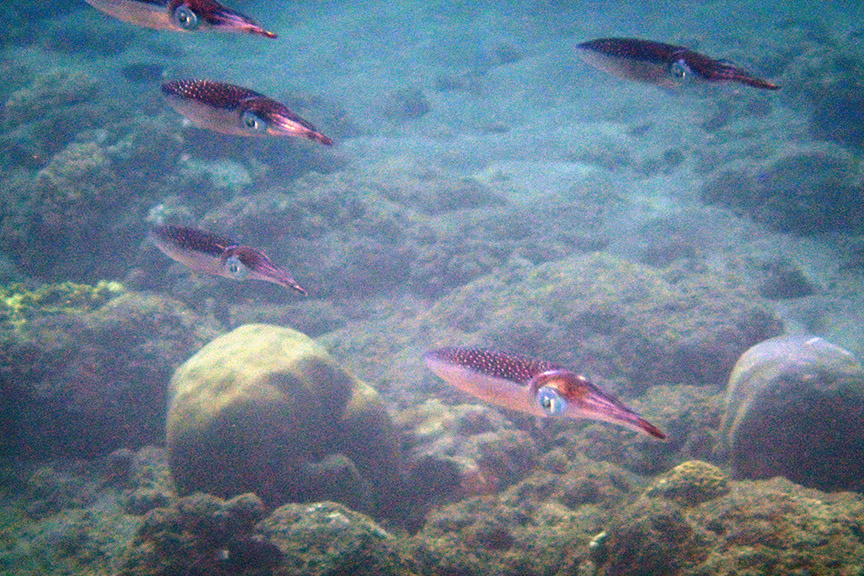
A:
[257,501,418,576]
[166,324,401,515]
[0,280,124,330]
[645,460,730,506]
[0,288,210,458]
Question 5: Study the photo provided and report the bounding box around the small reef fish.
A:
[577,37,779,90]
[424,347,666,439]
[161,79,334,145]
[150,224,307,295]
[82,0,276,38]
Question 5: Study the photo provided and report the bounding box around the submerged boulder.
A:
[719,334,864,491]
[258,501,418,576]
[165,324,402,516]
[645,460,730,506]
[698,144,864,234]
[0,284,215,459]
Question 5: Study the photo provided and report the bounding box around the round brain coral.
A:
[166,324,402,516]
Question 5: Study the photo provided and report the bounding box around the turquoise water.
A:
[3,1,864,574]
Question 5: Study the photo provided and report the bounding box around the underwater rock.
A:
[719,334,864,491]
[601,476,864,576]
[7,139,138,281]
[393,400,538,528]
[603,496,706,576]
[119,62,166,84]
[435,252,782,395]
[810,80,864,148]
[381,87,431,121]
[257,501,418,576]
[788,37,864,150]
[407,456,636,576]
[757,259,817,300]
[39,16,135,57]
[645,460,730,506]
[0,93,184,281]
[2,69,100,128]
[0,285,215,459]
[367,158,505,215]
[699,144,864,234]
[118,492,281,576]
[23,465,94,519]
[0,68,109,171]
[227,299,347,337]
[194,165,613,308]
[165,324,402,516]
[688,477,864,576]
[32,141,126,234]
[119,447,175,516]
[0,446,180,575]
[559,385,722,477]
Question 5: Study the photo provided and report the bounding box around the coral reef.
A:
[166,324,402,517]
[258,501,418,576]
[118,492,279,576]
[334,251,782,398]
[603,477,864,576]
[0,279,123,329]
[645,460,730,506]
[406,455,637,576]
[182,164,616,313]
[118,447,176,516]
[0,284,218,458]
[0,447,172,576]
[719,334,864,491]
[2,69,100,129]
[0,69,108,172]
[393,400,539,529]
[554,385,723,477]
[6,444,864,576]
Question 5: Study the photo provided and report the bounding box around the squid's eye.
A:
[225,255,249,280]
[241,111,268,133]
[669,59,692,80]
[536,386,568,416]
[174,5,200,30]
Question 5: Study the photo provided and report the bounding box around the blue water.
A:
[3,0,864,574]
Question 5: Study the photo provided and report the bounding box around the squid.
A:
[161,79,334,145]
[577,37,779,90]
[150,224,307,295]
[82,0,277,38]
[424,346,666,439]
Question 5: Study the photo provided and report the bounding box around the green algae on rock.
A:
[646,460,730,506]
[0,280,124,329]
[407,455,638,576]
[166,324,402,516]
[0,288,216,458]
[601,476,864,576]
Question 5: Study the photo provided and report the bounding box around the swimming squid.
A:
[82,0,276,38]
[424,347,666,439]
[161,79,334,145]
[150,224,307,295]
[577,37,779,91]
